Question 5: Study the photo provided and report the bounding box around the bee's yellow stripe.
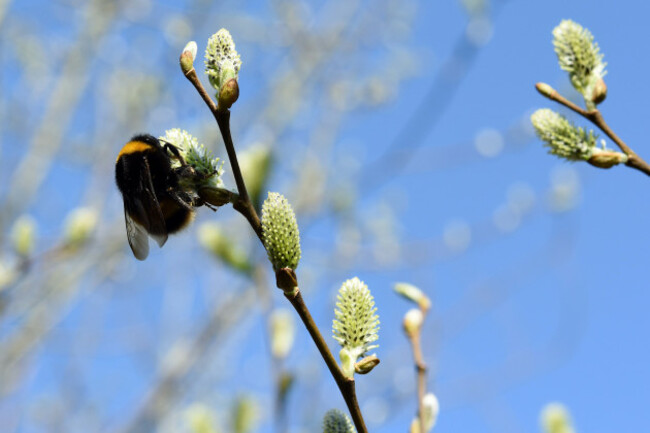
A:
[116,140,155,162]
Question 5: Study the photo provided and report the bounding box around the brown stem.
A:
[585,110,632,155]
[585,111,650,176]
[184,65,368,432]
[536,83,650,177]
[183,67,263,237]
[215,109,253,206]
[537,84,588,117]
[284,289,368,433]
[408,329,427,433]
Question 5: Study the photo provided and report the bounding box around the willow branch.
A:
[408,328,427,433]
[184,65,368,432]
[536,83,650,177]
[283,288,368,433]
[405,304,429,433]
[183,67,263,239]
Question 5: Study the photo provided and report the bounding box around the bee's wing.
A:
[139,156,168,248]
[124,205,149,261]
[122,156,169,260]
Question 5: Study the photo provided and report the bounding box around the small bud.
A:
[198,186,235,207]
[591,77,607,105]
[540,402,575,433]
[180,41,197,74]
[403,308,423,337]
[354,354,380,374]
[184,41,197,59]
[278,372,294,404]
[535,82,555,99]
[184,403,219,433]
[422,393,440,431]
[394,282,431,312]
[261,192,301,272]
[64,207,98,247]
[333,277,380,378]
[269,309,296,359]
[198,222,252,274]
[338,348,352,377]
[11,215,37,257]
[232,395,258,433]
[275,267,298,295]
[218,78,239,110]
[587,148,627,169]
[322,409,355,433]
[409,394,440,432]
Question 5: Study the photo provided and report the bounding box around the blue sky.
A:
[1,1,650,432]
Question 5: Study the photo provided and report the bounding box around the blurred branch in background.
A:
[360,0,511,194]
[1,0,120,229]
[118,288,257,433]
[0,0,12,28]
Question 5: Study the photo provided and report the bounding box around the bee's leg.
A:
[173,164,197,179]
[198,170,218,180]
[177,167,218,180]
[201,199,218,212]
[161,142,187,166]
[167,189,195,211]
[185,194,218,212]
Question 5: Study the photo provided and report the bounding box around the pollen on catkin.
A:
[332,277,379,378]
[552,20,606,100]
[530,109,597,161]
[161,129,223,187]
[204,28,241,93]
[261,192,301,272]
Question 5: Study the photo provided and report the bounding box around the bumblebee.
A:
[115,134,202,260]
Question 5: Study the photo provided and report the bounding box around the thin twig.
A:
[183,67,263,238]
[407,321,428,433]
[414,336,427,433]
[215,109,252,206]
[536,83,650,177]
[284,289,368,433]
[586,110,650,176]
[184,65,369,433]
